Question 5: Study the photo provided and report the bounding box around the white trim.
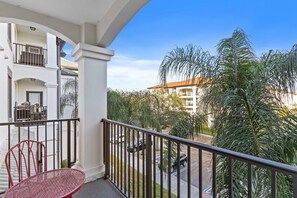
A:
[14,64,58,71]
[72,43,114,62]
[45,83,58,88]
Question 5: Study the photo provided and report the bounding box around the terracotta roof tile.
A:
[148,77,210,89]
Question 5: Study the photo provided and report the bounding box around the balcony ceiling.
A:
[0,0,149,46]
[16,24,46,37]
[0,0,116,24]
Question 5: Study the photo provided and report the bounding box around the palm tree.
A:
[60,78,78,118]
[159,29,297,197]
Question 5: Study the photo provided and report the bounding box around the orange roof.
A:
[148,77,210,89]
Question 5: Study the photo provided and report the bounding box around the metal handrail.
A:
[0,118,79,193]
[102,118,297,175]
[0,118,80,126]
[13,43,48,67]
[102,118,297,198]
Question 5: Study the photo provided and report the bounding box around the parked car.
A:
[127,138,146,152]
[111,133,125,143]
[158,153,188,172]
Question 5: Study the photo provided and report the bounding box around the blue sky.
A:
[64,0,297,91]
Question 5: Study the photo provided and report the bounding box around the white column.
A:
[45,83,58,119]
[46,33,57,68]
[72,43,114,182]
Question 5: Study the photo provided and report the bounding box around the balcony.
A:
[1,118,297,197]
[13,43,48,67]
[14,103,47,123]
[179,92,193,97]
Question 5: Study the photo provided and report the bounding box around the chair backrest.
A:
[5,140,47,186]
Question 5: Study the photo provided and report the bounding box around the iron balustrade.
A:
[102,118,297,198]
[14,104,47,122]
[13,43,48,67]
[0,118,79,194]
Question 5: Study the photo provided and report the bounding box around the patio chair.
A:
[5,140,47,186]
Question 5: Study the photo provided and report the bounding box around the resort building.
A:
[148,78,209,114]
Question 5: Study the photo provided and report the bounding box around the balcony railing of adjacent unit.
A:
[14,103,47,122]
[13,43,48,67]
[102,119,297,198]
[0,118,79,193]
[179,92,193,97]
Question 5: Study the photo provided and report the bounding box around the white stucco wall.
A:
[13,64,57,84]
[46,33,57,68]
[0,23,16,149]
[15,78,46,105]
[0,23,59,151]
[0,23,15,122]
[16,31,46,48]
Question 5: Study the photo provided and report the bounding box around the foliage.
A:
[170,113,206,139]
[159,29,297,197]
[60,78,78,118]
[107,89,185,131]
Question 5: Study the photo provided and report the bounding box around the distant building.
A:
[148,78,297,128]
[148,78,209,114]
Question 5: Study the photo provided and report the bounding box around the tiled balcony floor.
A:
[73,179,124,198]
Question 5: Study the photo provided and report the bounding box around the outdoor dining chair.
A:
[5,140,47,186]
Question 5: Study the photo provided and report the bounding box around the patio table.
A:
[3,168,86,198]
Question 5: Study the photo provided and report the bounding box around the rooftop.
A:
[148,77,210,89]
[61,58,78,71]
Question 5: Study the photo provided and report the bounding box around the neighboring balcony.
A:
[14,103,47,122]
[179,92,193,97]
[13,43,48,67]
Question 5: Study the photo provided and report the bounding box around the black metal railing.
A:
[14,105,47,122]
[102,119,297,198]
[0,118,79,193]
[13,43,48,67]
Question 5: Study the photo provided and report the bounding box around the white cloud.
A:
[107,54,162,91]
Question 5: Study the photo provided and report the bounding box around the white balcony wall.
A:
[16,31,46,49]
[0,23,16,149]
[46,33,57,68]
[13,64,58,121]
[15,78,46,105]
[13,64,57,85]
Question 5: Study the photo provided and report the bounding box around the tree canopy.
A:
[159,29,297,197]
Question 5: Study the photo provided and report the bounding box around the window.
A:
[7,69,12,121]
[26,45,42,54]
[26,91,43,106]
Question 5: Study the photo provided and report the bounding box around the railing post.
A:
[293,174,297,198]
[67,120,71,168]
[146,134,152,198]
[104,121,110,179]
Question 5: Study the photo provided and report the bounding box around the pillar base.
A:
[73,162,105,183]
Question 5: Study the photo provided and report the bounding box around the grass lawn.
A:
[110,154,177,198]
[200,125,215,136]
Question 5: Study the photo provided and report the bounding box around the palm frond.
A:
[159,44,218,85]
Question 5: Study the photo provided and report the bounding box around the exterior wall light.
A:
[30,26,36,31]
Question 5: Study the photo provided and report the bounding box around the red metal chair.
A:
[5,140,47,186]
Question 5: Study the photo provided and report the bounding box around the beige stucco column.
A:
[72,43,114,182]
